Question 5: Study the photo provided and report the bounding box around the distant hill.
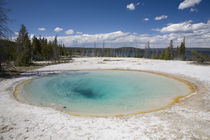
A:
[64,47,210,59]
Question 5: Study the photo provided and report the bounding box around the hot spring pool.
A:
[16,70,192,116]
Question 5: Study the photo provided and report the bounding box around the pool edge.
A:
[13,69,197,118]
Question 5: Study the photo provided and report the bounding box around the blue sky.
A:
[6,0,210,48]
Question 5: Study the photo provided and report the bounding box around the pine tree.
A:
[152,53,158,59]
[0,40,16,70]
[3,40,16,62]
[40,38,48,60]
[152,50,158,59]
[53,36,58,62]
[164,47,171,60]
[159,50,165,59]
[136,52,142,58]
[32,36,41,60]
[16,25,27,57]
[175,37,186,60]
[22,34,32,65]
[48,41,54,60]
[179,37,186,60]
[62,44,69,56]
[175,46,180,58]
[15,25,32,66]
[164,40,173,60]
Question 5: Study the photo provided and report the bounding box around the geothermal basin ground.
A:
[0,57,210,139]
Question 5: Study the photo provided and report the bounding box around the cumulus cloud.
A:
[190,8,198,12]
[12,21,210,48]
[30,34,34,39]
[43,20,210,48]
[14,32,18,35]
[45,32,164,48]
[76,32,83,35]
[126,3,135,10]
[46,31,136,47]
[144,18,149,21]
[12,25,210,48]
[178,0,202,10]
[154,20,208,33]
[54,27,63,32]
[152,20,210,47]
[126,2,141,11]
[38,28,46,31]
[155,15,168,21]
[65,29,74,35]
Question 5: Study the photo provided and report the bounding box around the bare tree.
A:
[0,2,11,39]
[94,42,96,56]
[102,40,105,56]
[169,40,174,58]
[0,1,11,70]
[144,41,151,58]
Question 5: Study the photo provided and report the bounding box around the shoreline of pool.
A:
[13,69,196,117]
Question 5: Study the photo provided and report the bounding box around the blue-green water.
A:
[18,70,190,116]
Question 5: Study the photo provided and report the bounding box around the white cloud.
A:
[12,23,210,48]
[144,18,149,21]
[126,2,141,11]
[178,0,202,10]
[155,15,168,21]
[126,3,135,10]
[38,28,46,31]
[14,32,18,35]
[54,27,63,32]
[152,20,210,47]
[154,20,208,33]
[30,34,34,39]
[45,32,168,48]
[46,31,133,47]
[77,32,83,35]
[65,29,74,35]
[43,20,210,48]
[190,8,198,12]
[12,21,210,48]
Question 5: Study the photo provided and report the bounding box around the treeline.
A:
[67,47,143,57]
[1,25,209,71]
[191,50,210,63]
[66,38,210,63]
[146,38,186,60]
[67,38,187,60]
[148,38,209,63]
[0,24,69,70]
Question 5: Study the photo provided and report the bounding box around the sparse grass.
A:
[0,65,43,80]
[0,59,72,81]
[189,61,210,66]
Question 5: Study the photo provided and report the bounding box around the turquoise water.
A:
[18,70,190,116]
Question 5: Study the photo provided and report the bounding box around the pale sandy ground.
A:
[0,57,210,140]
